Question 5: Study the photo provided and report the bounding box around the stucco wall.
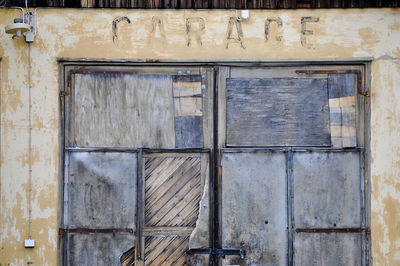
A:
[0,8,399,265]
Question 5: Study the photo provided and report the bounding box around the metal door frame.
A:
[58,58,371,266]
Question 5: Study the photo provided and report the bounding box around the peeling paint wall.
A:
[0,8,399,265]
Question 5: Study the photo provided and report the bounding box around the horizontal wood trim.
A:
[5,0,400,8]
[143,226,195,236]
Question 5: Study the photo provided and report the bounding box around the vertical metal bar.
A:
[211,67,219,266]
[360,149,366,265]
[63,152,70,229]
[287,148,294,266]
[136,149,145,264]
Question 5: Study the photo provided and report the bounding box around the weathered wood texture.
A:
[226,78,330,147]
[221,152,288,266]
[293,151,361,228]
[68,73,175,148]
[144,155,201,226]
[328,73,357,147]
[66,233,136,266]
[173,76,204,148]
[294,233,362,266]
[6,0,399,8]
[144,236,189,265]
[67,152,137,229]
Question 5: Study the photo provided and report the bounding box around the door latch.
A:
[187,248,245,259]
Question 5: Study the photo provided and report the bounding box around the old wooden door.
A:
[61,64,369,266]
[216,66,369,266]
[61,65,213,265]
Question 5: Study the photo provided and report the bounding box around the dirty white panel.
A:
[67,152,137,229]
[221,152,287,266]
[293,151,361,228]
[294,233,362,266]
[66,233,136,266]
[69,74,175,148]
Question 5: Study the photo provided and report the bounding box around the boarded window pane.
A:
[68,74,175,148]
[66,233,136,266]
[221,152,287,265]
[67,152,137,229]
[294,233,362,266]
[293,151,361,228]
[226,78,330,146]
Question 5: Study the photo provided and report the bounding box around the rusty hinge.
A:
[59,79,71,97]
[187,248,245,259]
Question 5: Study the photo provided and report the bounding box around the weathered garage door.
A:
[217,66,369,266]
[61,66,213,265]
[61,64,369,266]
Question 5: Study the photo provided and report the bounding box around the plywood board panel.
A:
[66,233,136,266]
[294,233,362,266]
[293,151,361,228]
[144,156,201,227]
[67,152,137,228]
[221,152,287,266]
[174,97,202,117]
[226,78,330,146]
[328,74,357,147]
[69,73,175,148]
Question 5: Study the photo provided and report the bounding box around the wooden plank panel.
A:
[173,81,201,97]
[293,151,361,228]
[145,236,189,266]
[67,152,137,229]
[221,152,288,266]
[294,233,362,266]
[144,156,201,227]
[226,78,331,147]
[175,116,203,148]
[66,233,136,266]
[328,73,357,147]
[174,97,202,117]
[68,73,175,148]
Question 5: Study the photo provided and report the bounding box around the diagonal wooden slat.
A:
[144,156,201,227]
[145,236,189,266]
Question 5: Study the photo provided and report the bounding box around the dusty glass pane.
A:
[221,152,287,266]
[293,151,361,228]
[67,152,137,229]
[294,233,362,266]
[66,233,136,266]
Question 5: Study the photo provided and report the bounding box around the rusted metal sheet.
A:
[65,233,136,266]
[144,155,201,227]
[67,73,175,148]
[144,236,189,265]
[293,151,361,228]
[226,78,330,147]
[221,152,288,265]
[294,233,362,266]
[67,152,137,229]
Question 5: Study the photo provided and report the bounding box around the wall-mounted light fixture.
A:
[4,7,36,42]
